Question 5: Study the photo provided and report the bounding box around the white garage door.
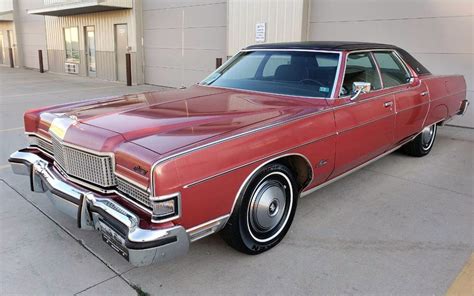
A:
[142,0,227,88]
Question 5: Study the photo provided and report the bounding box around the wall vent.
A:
[64,63,79,74]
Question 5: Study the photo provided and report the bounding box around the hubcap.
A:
[249,180,287,233]
[421,125,435,150]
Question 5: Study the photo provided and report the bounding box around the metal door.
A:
[85,26,96,77]
[114,24,128,82]
[331,51,396,177]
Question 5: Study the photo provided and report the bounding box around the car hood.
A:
[36,86,326,155]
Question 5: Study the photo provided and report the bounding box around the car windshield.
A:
[201,50,340,98]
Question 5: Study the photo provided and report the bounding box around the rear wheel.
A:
[401,124,437,157]
[221,163,298,254]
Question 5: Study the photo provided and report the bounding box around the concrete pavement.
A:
[1,67,473,295]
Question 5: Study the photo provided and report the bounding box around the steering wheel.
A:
[299,79,324,87]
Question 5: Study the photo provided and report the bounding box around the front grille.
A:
[116,177,152,209]
[51,136,116,187]
[36,137,54,155]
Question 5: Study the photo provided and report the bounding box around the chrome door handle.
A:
[384,101,393,107]
[420,91,429,96]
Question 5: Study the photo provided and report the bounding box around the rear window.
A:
[201,51,340,98]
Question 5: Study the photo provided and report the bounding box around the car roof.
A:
[245,41,399,51]
[244,41,431,75]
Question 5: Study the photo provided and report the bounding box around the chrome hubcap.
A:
[421,125,435,150]
[249,180,287,233]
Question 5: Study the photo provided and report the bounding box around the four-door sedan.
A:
[9,41,469,266]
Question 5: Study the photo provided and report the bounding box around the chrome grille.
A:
[36,137,54,155]
[116,177,152,209]
[51,136,116,187]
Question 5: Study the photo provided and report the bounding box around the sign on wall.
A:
[256,22,266,42]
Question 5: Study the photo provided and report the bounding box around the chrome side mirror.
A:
[350,82,371,101]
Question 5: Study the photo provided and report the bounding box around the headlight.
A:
[150,193,180,222]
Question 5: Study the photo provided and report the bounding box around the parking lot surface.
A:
[1,67,473,295]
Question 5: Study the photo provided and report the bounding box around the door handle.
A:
[420,91,429,96]
[384,101,393,108]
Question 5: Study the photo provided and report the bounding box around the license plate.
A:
[98,219,129,260]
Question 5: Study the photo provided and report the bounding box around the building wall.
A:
[13,0,48,70]
[227,0,308,56]
[44,9,139,83]
[142,0,227,88]
[307,0,473,127]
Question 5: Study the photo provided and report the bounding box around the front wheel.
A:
[401,123,437,157]
[221,163,298,254]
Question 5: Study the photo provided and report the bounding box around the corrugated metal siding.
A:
[308,0,473,128]
[44,9,136,81]
[227,0,308,56]
[45,9,134,51]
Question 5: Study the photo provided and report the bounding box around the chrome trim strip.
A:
[151,86,416,193]
[28,145,54,159]
[338,48,420,98]
[228,153,316,216]
[300,137,415,198]
[182,145,325,189]
[301,119,446,198]
[186,214,230,242]
[337,113,395,135]
[150,110,334,193]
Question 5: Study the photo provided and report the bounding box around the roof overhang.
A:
[0,10,13,21]
[27,0,132,16]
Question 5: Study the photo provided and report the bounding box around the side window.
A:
[373,51,410,87]
[262,54,291,77]
[341,52,381,96]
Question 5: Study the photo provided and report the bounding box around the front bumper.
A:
[8,149,189,267]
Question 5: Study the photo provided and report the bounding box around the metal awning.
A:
[0,10,13,21]
[27,0,132,16]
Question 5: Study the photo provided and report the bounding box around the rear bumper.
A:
[8,149,189,267]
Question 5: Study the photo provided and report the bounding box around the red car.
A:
[9,42,469,266]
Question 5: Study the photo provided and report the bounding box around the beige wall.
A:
[142,0,227,88]
[12,0,48,70]
[308,0,473,127]
[227,0,308,56]
[44,8,141,83]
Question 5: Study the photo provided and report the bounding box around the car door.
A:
[372,51,430,143]
[331,51,396,177]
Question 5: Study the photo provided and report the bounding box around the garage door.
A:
[142,0,227,88]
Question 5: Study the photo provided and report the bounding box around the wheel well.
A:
[271,155,313,191]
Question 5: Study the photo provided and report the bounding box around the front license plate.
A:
[98,219,129,260]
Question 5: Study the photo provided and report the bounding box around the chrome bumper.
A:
[458,99,470,116]
[8,149,189,267]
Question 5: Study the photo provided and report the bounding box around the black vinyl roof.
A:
[245,41,399,51]
[245,41,431,75]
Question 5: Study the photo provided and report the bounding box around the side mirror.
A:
[408,76,420,86]
[350,82,371,101]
